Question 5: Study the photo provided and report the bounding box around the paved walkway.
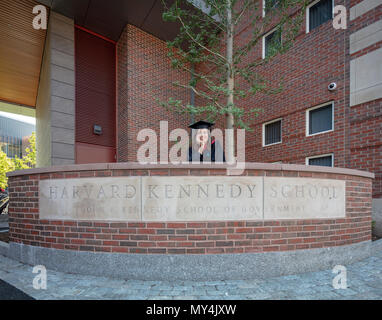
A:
[0,240,381,300]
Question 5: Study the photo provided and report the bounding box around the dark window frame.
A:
[307,0,334,33]
[263,118,282,146]
[263,28,282,59]
[306,154,334,167]
[307,102,334,136]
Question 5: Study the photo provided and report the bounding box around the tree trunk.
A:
[226,0,235,163]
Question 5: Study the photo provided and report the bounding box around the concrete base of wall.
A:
[2,241,373,281]
[372,198,382,238]
[0,241,9,257]
[0,214,8,229]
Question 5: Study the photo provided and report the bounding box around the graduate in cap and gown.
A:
[188,120,225,163]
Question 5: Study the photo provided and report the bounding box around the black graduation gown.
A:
[188,140,225,162]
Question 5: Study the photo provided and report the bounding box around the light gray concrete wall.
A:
[36,12,75,167]
[349,0,382,106]
[350,20,382,54]
[36,22,52,167]
[350,47,382,106]
[350,0,381,20]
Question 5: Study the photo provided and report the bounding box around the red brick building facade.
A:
[117,24,191,162]
[113,1,381,202]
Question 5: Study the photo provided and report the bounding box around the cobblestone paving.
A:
[0,240,381,300]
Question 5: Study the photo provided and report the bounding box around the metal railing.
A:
[0,135,23,158]
[0,192,8,215]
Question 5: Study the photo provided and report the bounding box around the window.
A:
[306,154,334,167]
[262,28,281,59]
[263,118,282,146]
[306,0,333,33]
[306,102,333,136]
[263,0,280,16]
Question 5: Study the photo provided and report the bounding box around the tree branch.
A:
[175,4,229,64]
[233,0,253,25]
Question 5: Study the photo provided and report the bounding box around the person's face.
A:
[195,129,209,144]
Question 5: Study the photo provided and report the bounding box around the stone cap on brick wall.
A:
[6,162,375,179]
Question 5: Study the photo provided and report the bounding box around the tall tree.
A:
[161,0,309,161]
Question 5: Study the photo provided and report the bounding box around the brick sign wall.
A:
[7,164,373,254]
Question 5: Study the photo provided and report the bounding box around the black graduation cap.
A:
[188,120,215,130]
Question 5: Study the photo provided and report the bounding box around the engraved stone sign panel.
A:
[264,177,346,219]
[141,176,263,221]
[39,176,346,221]
[39,177,141,220]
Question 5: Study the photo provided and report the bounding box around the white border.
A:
[262,26,280,59]
[306,101,334,137]
[306,0,335,34]
[306,153,334,167]
[262,118,282,147]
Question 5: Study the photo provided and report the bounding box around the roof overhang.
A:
[37,0,194,42]
[0,0,205,108]
[0,0,47,108]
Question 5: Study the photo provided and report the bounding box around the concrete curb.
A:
[4,240,374,281]
[372,238,382,255]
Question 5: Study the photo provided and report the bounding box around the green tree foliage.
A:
[0,151,14,190]
[0,132,36,189]
[160,0,309,160]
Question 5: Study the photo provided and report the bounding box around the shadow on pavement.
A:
[0,279,34,300]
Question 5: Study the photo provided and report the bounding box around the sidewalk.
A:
[0,240,381,300]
